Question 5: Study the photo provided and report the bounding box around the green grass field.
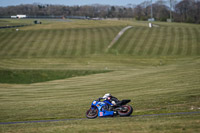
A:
[0,19,199,58]
[0,19,200,133]
[0,69,111,84]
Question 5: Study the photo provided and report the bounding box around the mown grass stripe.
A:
[138,28,153,55]
[98,28,105,53]
[181,27,188,56]
[36,30,51,57]
[94,28,101,54]
[132,28,150,55]
[142,28,158,56]
[186,28,192,56]
[45,30,61,57]
[176,27,183,55]
[25,30,45,57]
[80,29,87,56]
[67,29,76,56]
[167,27,175,55]
[161,27,172,56]
[171,27,179,55]
[61,29,71,56]
[151,27,166,56]
[85,28,92,55]
[105,27,116,48]
[2,32,24,57]
[52,30,65,57]
[95,28,103,54]
[128,27,145,55]
[197,28,200,55]
[122,28,140,54]
[142,28,155,56]
[58,30,67,56]
[146,28,160,55]
[42,30,55,57]
[190,28,196,55]
[100,27,110,53]
[0,32,13,54]
[0,32,18,56]
[157,27,168,55]
[8,31,32,57]
[119,29,136,54]
[90,28,96,54]
[101,27,109,50]
[118,28,134,54]
[31,30,47,57]
[193,28,200,55]
[71,29,79,56]
[0,32,9,43]
[75,28,84,56]
[18,31,36,57]
[47,30,62,57]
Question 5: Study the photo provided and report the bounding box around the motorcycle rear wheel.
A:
[86,108,98,119]
[118,105,133,116]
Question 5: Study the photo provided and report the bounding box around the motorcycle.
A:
[86,99,133,119]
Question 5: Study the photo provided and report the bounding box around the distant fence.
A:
[0,16,89,19]
[0,16,63,19]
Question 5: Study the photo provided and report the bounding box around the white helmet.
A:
[103,93,111,99]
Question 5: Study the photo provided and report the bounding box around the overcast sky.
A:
[1,0,155,7]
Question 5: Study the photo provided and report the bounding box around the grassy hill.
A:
[0,19,199,58]
[110,26,200,56]
[0,19,199,133]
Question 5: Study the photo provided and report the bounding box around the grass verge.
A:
[0,70,111,84]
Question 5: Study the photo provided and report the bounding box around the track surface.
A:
[1,111,200,125]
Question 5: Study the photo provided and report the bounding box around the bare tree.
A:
[0,1,199,23]
[175,0,196,22]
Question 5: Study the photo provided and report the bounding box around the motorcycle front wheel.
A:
[118,105,133,116]
[86,108,98,119]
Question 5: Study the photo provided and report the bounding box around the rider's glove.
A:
[111,101,116,105]
[97,98,101,101]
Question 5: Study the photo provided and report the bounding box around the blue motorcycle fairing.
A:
[91,100,114,117]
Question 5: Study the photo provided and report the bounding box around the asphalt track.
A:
[1,111,200,125]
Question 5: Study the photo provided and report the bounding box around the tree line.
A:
[0,0,200,23]
[134,0,200,23]
[0,4,134,18]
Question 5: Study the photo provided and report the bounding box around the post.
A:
[149,23,152,28]
[170,0,172,22]
[151,0,153,19]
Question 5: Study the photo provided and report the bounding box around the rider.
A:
[98,93,120,107]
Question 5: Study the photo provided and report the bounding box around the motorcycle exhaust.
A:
[114,107,128,111]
